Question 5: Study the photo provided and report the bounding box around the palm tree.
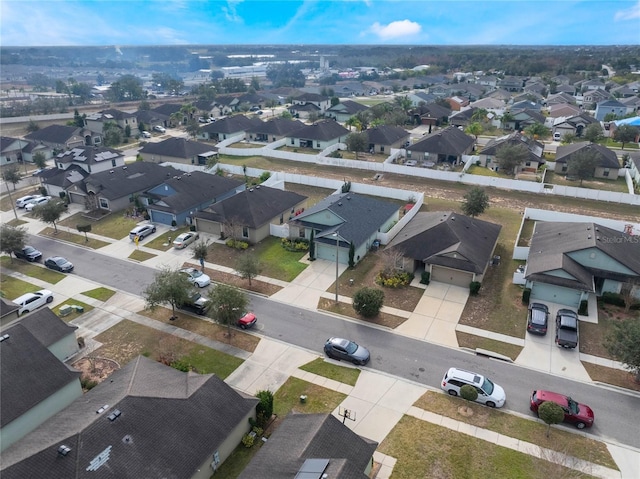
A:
[345,116,361,131]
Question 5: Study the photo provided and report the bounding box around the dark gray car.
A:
[324,337,370,365]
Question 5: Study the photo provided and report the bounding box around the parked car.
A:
[141,131,152,138]
[153,125,166,133]
[179,291,209,315]
[179,267,211,288]
[129,224,156,241]
[16,194,41,208]
[25,196,51,211]
[530,390,594,429]
[526,302,549,335]
[44,256,74,272]
[555,309,579,349]
[440,367,506,408]
[12,289,54,315]
[237,312,257,329]
[14,245,42,262]
[172,232,199,249]
[324,337,370,365]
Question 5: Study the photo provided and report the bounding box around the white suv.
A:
[440,367,506,408]
[129,224,156,241]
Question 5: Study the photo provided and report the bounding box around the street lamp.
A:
[333,232,339,302]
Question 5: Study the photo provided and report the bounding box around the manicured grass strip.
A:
[318,297,408,329]
[0,256,66,284]
[128,250,157,262]
[0,275,44,300]
[254,237,307,281]
[581,362,640,392]
[273,376,347,418]
[413,391,617,470]
[40,227,110,249]
[456,331,523,361]
[53,300,94,322]
[299,357,360,386]
[58,211,140,240]
[81,287,116,302]
[144,227,190,251]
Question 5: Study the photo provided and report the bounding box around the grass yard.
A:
[299,357,361,386]
[93,319,243,378]
[282,183,335,207]
[0,256,66,284]
[581,362,640,392]
[81,287,116,302]
[53,300,94,322]
[0,275,45,300]
[545,171,631,193]
[456,331,523,361]
[579,303,639,359]
[39,227,110,249]
[517,218,536,247]
[129,250,157,262]
[0,187,41,212]
[318,297,408,329]
[413,391,617,470]
[192,263,283,297]
[144,226,191,251]
[58,211,140,240]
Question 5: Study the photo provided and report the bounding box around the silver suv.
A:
[129,224,156,241]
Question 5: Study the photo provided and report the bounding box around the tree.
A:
[461,186,490,217]
[345,116,361,132]
[524,122,550,140]
[255,390,274,427]
[102,121,123,147]
[207,284,248,341]
[583,123,604,143]
[500,111,515,130]
[192,239,209,272]
[605,318,640,381]
[613,124,639,150]
[620,278,640,313]
[76,224,92,242]
[459,384,478,402]
[265,99,278,116]
[31,199,67,233]
[567,149,601,185]
[538,400,566,437]
[185,119,200,139]
[280,110,293,120]
[26,119,40,133]
[352,287,384,318]
[309,230,315,260]
[266,63,305,88]
[348,241,355,268]
[143,267,194,320]
[32,151,47,169]
[465,122,483,140]
[495,143,529,176]
[235,253,261,286]
[2,165,22,190]
[560,132,576,144]
[345,132,368,160]
[0,224,27,262]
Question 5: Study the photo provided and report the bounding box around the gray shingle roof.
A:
[200,114,259,134]
[409,126,475,155]
[84,162,182,200]
[0,297,19,318]
[246,117,306,136]
[555,142,620,168]
[24,125,83,144]
[151,103,182,116]
[290,120,350,141]
[387,211,502,274]
[238,413,377,479]
[326,100,369,115]
[41,164,89,189]
[480,131,544,161]
[13,308,77,349]
[139,137,217,159]
[365,125,410,145]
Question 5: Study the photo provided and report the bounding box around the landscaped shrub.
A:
[353,287,385,318]
[460,384,478,402]
[420,271,431,285]
[171,358,191,372]
[469,281,481,296]
[375,270,414,288]
[241,433,255,448]
[226,239,249,250]
[601,292,625,308]
[255,390,274,428]
[578,300,589,316]
[80,377,98,391]
[259,171,271,182]
[280,237,309,252]
[522,288,531,305]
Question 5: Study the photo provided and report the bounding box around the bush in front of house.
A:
[522,288,531,305]
[460,384,478,402]
[601,292,625,308]
[255,390,274,428]
[280,237,309,252]
[375,270,414,288]
[578,300,589,316]
[469,281,481,295]
[226,239,249,250]
[353,287,385,318]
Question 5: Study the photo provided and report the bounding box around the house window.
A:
[603,168,610,177]
[380,146,385,153]
[525,161,531,167]
[111,159,116,167]
[299,229,305,238]
[99,198,108,209]
[242,226,249,238]
[291,138,295,145]
[316,142,321,148]
[561,165,567,172]
[280,214,284,224]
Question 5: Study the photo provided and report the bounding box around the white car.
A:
[141,131,152,138]
[440,367,506,408]
[12,289,54,316]
[25,196,52,211]
[179,267,211,288]
[16,194,42,208]
[153,125,166,133]
[173,232,199,249]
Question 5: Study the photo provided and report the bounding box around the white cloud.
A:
[614,0,640,21]
[368,19,421,40]
[222,0,244,22]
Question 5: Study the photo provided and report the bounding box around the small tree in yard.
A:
[255,390,274,428]
[583,123,604,143]
[345,131,368,160]
[460,384,478,402]
[2,165,22,191]
[77,224,92,242]
[235,253,261,286]
[495,143,529,176]
[0,224,27,262]
[613,124,639,150]
[207,284,248,341]
[567,149,600,186]
[461,186,489,218]
[192,239,209,272]
[348,241,355,268]
[33,151,47,169]
[620,278,640,313]
[31,199,66,233]
[538,400,565,437]
[143,267,194,320]
[309,230,315,260]
[352,287,384,318]
[604,318,640,382]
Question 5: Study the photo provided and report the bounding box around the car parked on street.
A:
[13,245,42,262]
[324,337,370,365]
[179,291,209,315]
[25,196,51,211]
[16,194,41,208]
[237,312,257,329]
[129,224,156,241]
[555,309,579,349]
[12,289,54,316]
[440,367,506,408]
[179,267,211,288]
[530,390,594,429]
[172,232,199,249]
[527,302,549,335]
[44,256,74,272]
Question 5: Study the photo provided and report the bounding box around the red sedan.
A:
[530,390,594,429]
[237,312,257,329]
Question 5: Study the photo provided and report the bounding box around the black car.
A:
[14,246,42,262]
[324,337,370,365]
[44,256,74,272]
[526,302,549,335]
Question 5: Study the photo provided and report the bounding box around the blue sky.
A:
[2,0,639,46]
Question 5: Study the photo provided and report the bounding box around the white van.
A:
[16,195,42,208]
[440,367,506,408]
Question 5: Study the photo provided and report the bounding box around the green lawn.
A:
[58,211,140,240]
[456,332,523,360]
[545,171,631,193]
[128,250,157,261]
[144,226,191,251]
[39,227,110,249]
[0,275,44,300]
[0,256,66,284]
[299,357,361,386]
[53,300,94,322]
[81,287,116,302]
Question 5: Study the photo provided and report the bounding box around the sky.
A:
[1,0,639,47]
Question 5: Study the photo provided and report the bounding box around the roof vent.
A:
[96,404,109,414]
[346,196,350,200]
[596,236,600,241]
[122,166,127,170]
[122,435,133,444]
[595,227,599,231]
[256,185,260,189]
[58,445,72,457]
[587,235,591,239]
[0,334,9,342]
[109,170,114,174]
[338,202,342,206]
[586,226,591,230]
[107,409,122,421]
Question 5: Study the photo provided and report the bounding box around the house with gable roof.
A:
[84,108,138,135]
[410,102,452,127]
[139,137,218,165]
[246,117,306,143]
[24,124,100,154]
[0,136,29,167]
[286,119,350,150]
[365,125,410,154]
[407,126,475,165]
[290,92,331,117]
[551,113,598,141]
[479,131,545,173]
[197,115,260,142]
[325,100,369,122]
[582,88,611,107]
[594,99,628,121]
[548,103,582,119]
[554,142,621,179]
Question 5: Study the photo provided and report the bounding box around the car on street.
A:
[129,224,156,241]
[530,390,594,429]
[14,245,42,262]
[25,196,52,211]
[527,302,549,335]
[324,337,370,365]
[237,312,257,329]
[440,367,506,408]
[16,194,41,208]
[555,308,579,349]
[172,232,199,249]
[44,256,74,272]
[179,267,211,288]
[153,125,166,133]
[179,291,209,315]
[12,289,54,315]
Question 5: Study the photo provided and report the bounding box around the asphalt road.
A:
[26,234,640,449]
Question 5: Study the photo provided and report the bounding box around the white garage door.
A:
[195,219,221,236]
[431,266,473,288]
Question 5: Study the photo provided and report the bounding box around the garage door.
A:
[530,282,582,308]
[316,242,348,264]
[431,266,473,288]
[195,219,221,236]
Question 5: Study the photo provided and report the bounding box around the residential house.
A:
[150,103,183,124]
[594,99,628,121]
[554,142,621,179]
[556,84,577,95]
[512,91,545,105]
[290,92,331,118]
[1,355,259,479]
[193,185,307,242]
[619,95,640,114]
[524,221,640,308]
[476,75,499,88]
[290,193,399,265]
[410,102,451,127]
[579,79,607,92]
[238,413,378,479]
[479,131,545,173]
[545,92,577,107]
[139,137,218,166]
[448,107,477,128]
[84,109,138,135]
[582,89,611,107]
[387,211,502,287]
[325,100,369,122]
[0,136,29,166]
[365,125,410,154]
[135,108,171,133]
[627,151,640,186]
[20,140,51,165]
[486,88,512,103]
[406,91,438,107]
[511,100,543,112]
[141,171,245,226]
[0,298,19,328]
[551,74,571,85]
[246,117,306,143]
[498,76,525,92]
[286,120,350,150]
[197,115,259,142]
[334,81,368,97]
[508,108,546,131]
[547,103,582,119]
[551,113,598,141]
[24,125,100,153]
[524,81,547,96]
[446,96,470,111]
[407,126,475,165]
[40,165,89,202]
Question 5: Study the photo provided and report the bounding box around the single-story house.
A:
[193,185,307,242]
[365,125,410,154]
[387,211,502,287]
[139,137,218,166]
[506,108,546,131]
[410,102,451,127]
[285,120,350,150]
[524,221,640,308]
[448,108,477,128]
[325,100,369,123]
[24,124,100,152]
[246,117,306,143]
[40,165,89,201]
[551,113,599,141]
[554,142,621,179]
[407,126,475,165]
[290,192,399,265]
[197,115,260,142]
[479,131,545,173]
[135,108,171,132]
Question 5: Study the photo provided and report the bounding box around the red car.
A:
[237,312,257,329]
[530,390,594,429]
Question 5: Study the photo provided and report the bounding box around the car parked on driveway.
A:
[173,232,199,249]
[179,267,211,288]
[237,312,257,329]
[44,256,74,272]
[12,289,54,315]
[527,302,549,335]
[129,224,156,241]
[16,194,41,208]
[530,390,594,429]
[25,196,51,211]
[555,309,579,349]
[14,245,42,262]
[153,125,166,133]
[324,337,370,365]
[440,367,506,408]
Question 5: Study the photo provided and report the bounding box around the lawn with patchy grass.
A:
[5,218,27,226]
[81,287,116,302]
[53,300,94,322]
[456,331,523,360]
[545,171,630,193]
[0,275,45,300]
[39,227,110,249]
[0,256,66,284]
[128,250,157,262]
[58,211,139,240]
[318,297,408,329]
[581,362,640,392]
[144,227,190,251]
[0,187,41,212]
[299,357,361,386]
[413,391,617,470]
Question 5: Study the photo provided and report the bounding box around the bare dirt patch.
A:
[72,357,120,386]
